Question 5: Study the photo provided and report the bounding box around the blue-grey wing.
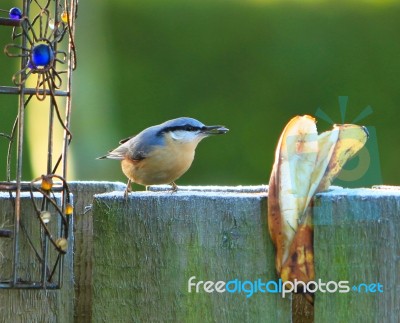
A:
[101,125,165,161]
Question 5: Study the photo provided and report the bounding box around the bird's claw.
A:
[124,179,132,200]
[170,182,178,193]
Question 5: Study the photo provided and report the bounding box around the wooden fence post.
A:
[91,186,292,322]
[314,186,400,322]
[0,192,74,322]
[69,181,127,323]
[0,181,126,323]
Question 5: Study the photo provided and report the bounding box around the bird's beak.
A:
[201,125,229,135]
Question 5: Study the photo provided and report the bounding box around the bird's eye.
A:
[185,125,194,131]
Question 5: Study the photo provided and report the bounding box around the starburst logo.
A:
[315,96,382,187]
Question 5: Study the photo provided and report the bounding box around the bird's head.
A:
[158,117,229,144]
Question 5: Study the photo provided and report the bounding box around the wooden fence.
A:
[0,183,399,322]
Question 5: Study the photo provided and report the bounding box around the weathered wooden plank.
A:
[314,186,400,322]
[68,181,126,323]
[0,192,74,323]
[0,182,126,323]
[91,186,291,322]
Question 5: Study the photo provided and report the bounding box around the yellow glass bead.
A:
[56,238,68,252]
[65,203,73,215]
[41,175,53,191]
[61,11,68,23]
[40,211,51,224]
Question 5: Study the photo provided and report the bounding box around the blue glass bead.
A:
[9,7,22,20]
[31,44,54,68]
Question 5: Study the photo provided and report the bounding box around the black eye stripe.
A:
[158,124,202,135]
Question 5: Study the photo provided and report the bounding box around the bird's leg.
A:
[170,182,178,192]
[124,179,132,199]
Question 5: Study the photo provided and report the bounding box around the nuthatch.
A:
[98,117,229,196]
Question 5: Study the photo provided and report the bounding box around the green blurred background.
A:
[1,0,400,188]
